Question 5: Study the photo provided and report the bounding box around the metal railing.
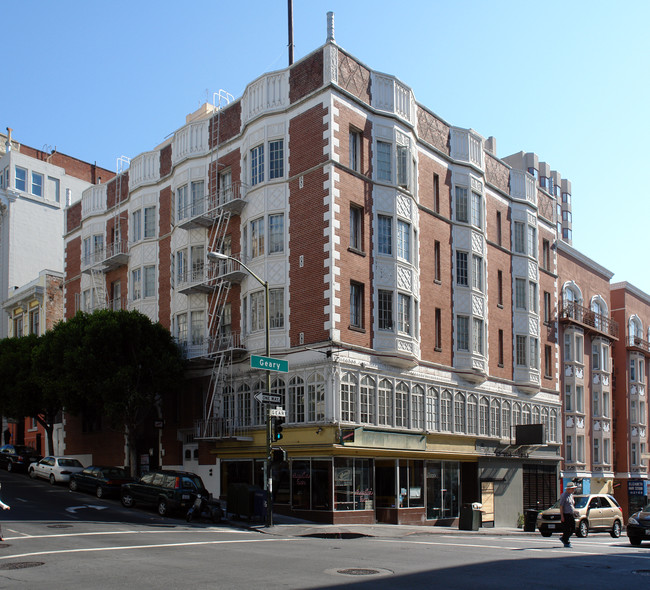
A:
[559,301,619,338]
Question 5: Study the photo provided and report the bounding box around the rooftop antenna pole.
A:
[288,0,294,66]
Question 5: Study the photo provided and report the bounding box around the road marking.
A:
[65,505,108,514]
[0,537,298,560]
[2,527,254,541]
[375,538,650,558]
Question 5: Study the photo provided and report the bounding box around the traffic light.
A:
[272,448,287,463]
[273,417,285,441]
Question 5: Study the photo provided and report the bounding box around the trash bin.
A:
[227,483,261,519]
[459,503,481,531]
[253,489,267,520]
[524,509,539,532]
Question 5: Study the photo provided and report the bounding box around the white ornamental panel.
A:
[376,262,395,285]
[396,194,412,220]
[472,294,484,316]
[396,266,413,291]
[471,232,484,254]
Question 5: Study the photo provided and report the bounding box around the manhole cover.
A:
[301,532,371,539]
[47,524,73,529]
[338,568,381,576]
[0,562,45,571]
[633,570,650,577]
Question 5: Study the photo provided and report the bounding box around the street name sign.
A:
[250,355,289,373]
[254,392,282,405]
[269,407,286,417]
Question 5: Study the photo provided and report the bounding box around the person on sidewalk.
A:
[0,483,10,542]
[559,481,578,547]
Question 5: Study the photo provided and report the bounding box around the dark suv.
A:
[0,444,41,473]
[120,470,209,516]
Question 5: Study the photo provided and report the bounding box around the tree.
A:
[69,310,184,475]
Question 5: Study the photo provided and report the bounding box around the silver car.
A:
[29,456,84,485]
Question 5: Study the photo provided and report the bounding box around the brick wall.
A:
[17,145,114,184]
[288,103,329,345]
[290,50,324,104]
[66,200,82,233]
[210,101,242,147]
[158,186,172,328]
[45,274,64,330]
[159,144,172,178]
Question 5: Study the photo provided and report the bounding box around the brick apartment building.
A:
[59,20,647,524]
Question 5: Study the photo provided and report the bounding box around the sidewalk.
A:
[228,513,533,539]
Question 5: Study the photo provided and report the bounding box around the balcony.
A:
[209,331,247,357]
[176,264,219,295]
[81,250,106,273]
[103,240,129,270]
[194,417,252,441]
[176,182,248,230]
[626,333,650,355]
[559,302,619,340]
[212,253,249,284]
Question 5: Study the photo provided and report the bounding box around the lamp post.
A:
[208,251,273,527]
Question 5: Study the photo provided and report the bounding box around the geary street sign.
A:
[250,355,289,373]
[254,391,282,405]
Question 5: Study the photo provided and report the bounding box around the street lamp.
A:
[207,251,273,527]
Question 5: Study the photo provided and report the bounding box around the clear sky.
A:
[3,1,649,293]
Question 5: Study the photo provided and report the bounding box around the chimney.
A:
[327,11,335,42]
[5,127,12,152]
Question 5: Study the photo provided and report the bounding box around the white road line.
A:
[0,537,298,560]
[375,538,649,558]
[2,527,252,541]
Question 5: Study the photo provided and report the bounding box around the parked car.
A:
[121,470,210,516]
[627,503,650,546]
[29,456,84,485]
[0,444,41,473]
[536,493,623,538]
[69,466,133,498]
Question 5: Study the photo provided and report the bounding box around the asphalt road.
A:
[0,470,649,589]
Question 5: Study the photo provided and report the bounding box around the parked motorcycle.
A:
[186,493,223,524]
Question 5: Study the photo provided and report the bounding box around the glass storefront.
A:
[426,460,460,519]
[223,456,461,519]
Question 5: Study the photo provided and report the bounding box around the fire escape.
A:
[176,91,250,441]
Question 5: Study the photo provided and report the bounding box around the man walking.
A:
[559,481,578,547]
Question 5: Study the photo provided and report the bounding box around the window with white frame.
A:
[397,293,411,335]
[632,442,638,466]
[441,391,452,432]
[132,209,142,242]
[603,438,610,463]
[268,213,284,254]
[514,222,525,254]
[457,315,469,351]
[456,251,468,286]
[640,401,646,424]
[269,139,284,179]
[473,318,484,354]
[515,278,526,309]
[250,291,265,332]
[529,337,539,369]
[377,215,392,255]
[471,192,482,229]
[251,144,264,186]
[378,379,392,425]
[378,290,393,330]
[603,391,610,417]
[15,166,26,191]
[576,436,584,463]
[529,282,538,314]
[427,388,439,431]
[176,313,188,342]
[307,373,325,422]
[143,265,156,298]
[593,390,600,417]
[191,181,204,216]
[397,220,410,262]
[377,141,392,182]
[467,394,478,434]
[360,376,375,424]
[472,255,483,291]
[190,310,204,345]
[31,171,43,197]
[176,250,187,283]
[631,400,638,423]
[454,393,466,433]
[396,382,409,427]
[490,400,500,437]
[479,397,489,435]
[593,439,600,463]
[396,145,409,188]
[527,225,537,259]
[341,372,357,423]
[131,268,142,300]
[250,217,264,258]
[455,187,468,223]
[412,385,424,430]
[144,206,156,238]
[576,385,584,413]
[176,184,188,221]
[516,335,527,366]
[566,435,573,462]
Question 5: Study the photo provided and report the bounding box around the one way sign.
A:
[254,392,282,404]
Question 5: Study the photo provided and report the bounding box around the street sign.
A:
[250,355,289,373]
[269,407,286,417]
[254,391,282,405]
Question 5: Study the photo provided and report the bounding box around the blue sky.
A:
[3,1,649,293]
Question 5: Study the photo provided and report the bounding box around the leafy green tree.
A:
[70,309,184,474]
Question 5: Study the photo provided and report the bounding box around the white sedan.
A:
[29,456,84,485]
